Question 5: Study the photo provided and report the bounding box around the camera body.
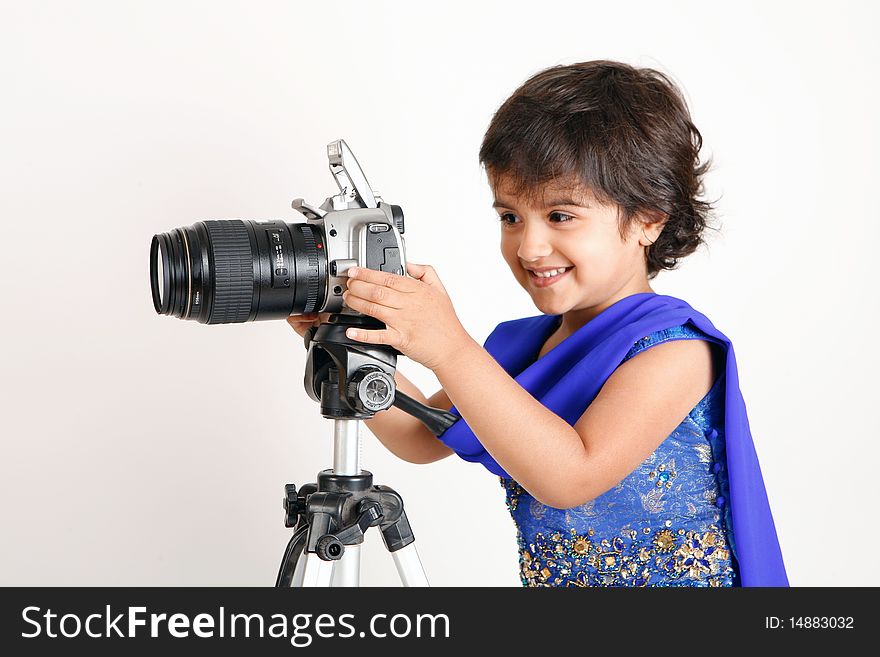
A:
[290,197,406,317]
[150,139,407,324]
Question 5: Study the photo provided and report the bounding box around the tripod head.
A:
[302,313,459,436]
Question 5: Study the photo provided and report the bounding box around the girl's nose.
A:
[517,224,552,262]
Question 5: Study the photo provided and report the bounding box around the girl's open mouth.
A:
[528,266,573,288]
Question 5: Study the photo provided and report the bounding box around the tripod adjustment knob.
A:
[347,367,395,413]
[315,534,345,561]
[283,484,301,528]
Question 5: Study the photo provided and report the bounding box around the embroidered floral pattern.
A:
[515,526,734,587]
[502,478,525,512]
[648,461,677,489]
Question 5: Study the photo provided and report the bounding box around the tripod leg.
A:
[391,543,429,587]
[290,536,308,586]
[330,545,361,587]
[276,525,309,587]
[299,551,335,587]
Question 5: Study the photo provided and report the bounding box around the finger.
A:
[347,266,418,292]
[406,262,443,287]
[346,279,405,309]
[405,261,431,280]
[345,326,397,346]
[342,290,393,323]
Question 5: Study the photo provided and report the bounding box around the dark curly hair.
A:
[479,60,719,279]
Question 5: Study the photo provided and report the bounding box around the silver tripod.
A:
[278,418,430,587]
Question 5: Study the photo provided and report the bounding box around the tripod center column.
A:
[333,419,361,476]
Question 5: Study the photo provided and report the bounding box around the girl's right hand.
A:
[286,312,332,339]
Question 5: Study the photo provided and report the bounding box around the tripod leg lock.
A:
[372,485,416,553]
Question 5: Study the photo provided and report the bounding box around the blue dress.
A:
[500,322,741,587]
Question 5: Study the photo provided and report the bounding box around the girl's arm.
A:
[435,335,716,508]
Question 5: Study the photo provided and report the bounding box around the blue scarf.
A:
[438,292,788,587]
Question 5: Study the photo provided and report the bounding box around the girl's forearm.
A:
[434,334,590,507]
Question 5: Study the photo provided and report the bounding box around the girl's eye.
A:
[497,212,574,225]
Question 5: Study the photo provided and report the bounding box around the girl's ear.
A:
[638,210,668,246]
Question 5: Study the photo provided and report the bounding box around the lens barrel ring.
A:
[203,220,255,324]
[294,223,323,314]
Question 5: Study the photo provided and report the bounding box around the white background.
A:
[1,0,877,586]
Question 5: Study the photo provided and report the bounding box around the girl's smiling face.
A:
[492,174,667,330]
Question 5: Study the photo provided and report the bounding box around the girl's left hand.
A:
[342,262,470,372]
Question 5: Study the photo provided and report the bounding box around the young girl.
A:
[288,60,787,588]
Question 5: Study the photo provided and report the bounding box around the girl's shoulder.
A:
[621,321,727,420]
[622,321,724,364]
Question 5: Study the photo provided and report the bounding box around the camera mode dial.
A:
[347,367,395,413]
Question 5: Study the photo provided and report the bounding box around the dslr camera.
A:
[150,139,407,324]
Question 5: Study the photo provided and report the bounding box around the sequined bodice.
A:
[501,322,740,587]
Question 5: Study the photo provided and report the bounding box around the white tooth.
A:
[531,268,568,278]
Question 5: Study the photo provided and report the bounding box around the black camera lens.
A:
[150,219,328,324]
